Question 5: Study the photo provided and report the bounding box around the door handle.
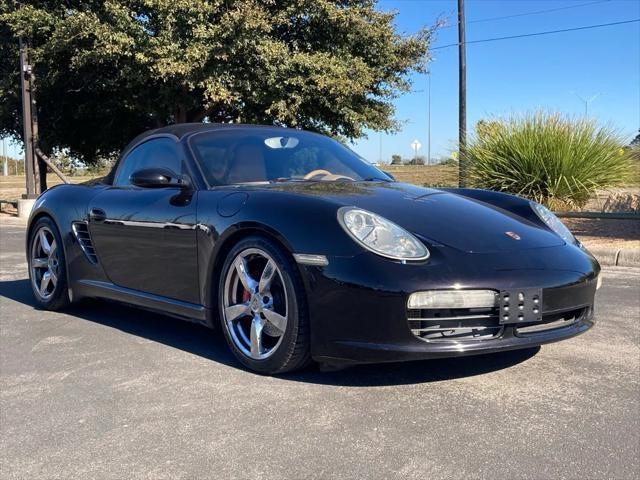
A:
[89,208,106,222]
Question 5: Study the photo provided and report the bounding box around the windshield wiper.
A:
[269,177,312,183]
[360,177,391,182]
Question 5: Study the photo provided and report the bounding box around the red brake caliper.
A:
[241,264,261,303]
[242,289,251,303]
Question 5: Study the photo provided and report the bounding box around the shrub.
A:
[438,157,458,166]
[467,112,633,210]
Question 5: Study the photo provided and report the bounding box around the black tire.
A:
[218,236,311,374]
[27,216,70,311]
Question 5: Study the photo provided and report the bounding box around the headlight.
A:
[530,202,575,244]
[337,207,429,261]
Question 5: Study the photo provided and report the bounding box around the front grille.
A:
[515,308,587,336]
[408,306,502,342]
[71,221,98,264]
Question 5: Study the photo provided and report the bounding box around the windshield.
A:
[189,128,390,186]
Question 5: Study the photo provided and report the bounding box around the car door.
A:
[87,136,200,304]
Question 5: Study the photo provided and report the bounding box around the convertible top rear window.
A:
[189,128,388,187]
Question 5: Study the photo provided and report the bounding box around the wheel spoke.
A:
[263,309,287,335]
[39,230,51,254]
[250,316,264,358]
[258,260,276,295]
[49,268,58,285]
[32,257,48,269]
[49,240,57,259]
[39,271,51,296]
[225,303,251,323]
[235,256,257,292]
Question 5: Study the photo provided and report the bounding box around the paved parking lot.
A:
[1,223,639,479]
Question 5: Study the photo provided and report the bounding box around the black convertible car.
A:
[27,124,600,374]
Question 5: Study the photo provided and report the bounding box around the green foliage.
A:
[438,157,457,166]
[0,1,434,164]
[390,154,402,165]
[84,156,116,176]
[467,112,633,210]
[51,151,80,176]
[1,155,24,175]
[404,155,425,165]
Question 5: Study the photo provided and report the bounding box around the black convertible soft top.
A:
[124,123,291,152]
[108,123,291,184]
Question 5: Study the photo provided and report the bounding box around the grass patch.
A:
[0,175,99,202]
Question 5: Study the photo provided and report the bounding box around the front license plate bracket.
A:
[499,288,543,324]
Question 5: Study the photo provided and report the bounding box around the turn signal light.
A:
[408,290,498,309]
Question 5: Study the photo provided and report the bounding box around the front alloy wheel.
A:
[219,237,310,374]
[30,226,60,301]
[28,217,70,310]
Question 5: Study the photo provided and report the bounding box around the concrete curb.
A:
[0,216,27,227]
[556,212,640,220]
[587,246,640,268]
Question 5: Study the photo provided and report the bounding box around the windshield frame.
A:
[186,127,391,189]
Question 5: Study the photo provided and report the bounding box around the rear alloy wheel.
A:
[219,237,310,374]
[28,217,70,310]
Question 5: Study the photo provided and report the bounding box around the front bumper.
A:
[301,243,599,365]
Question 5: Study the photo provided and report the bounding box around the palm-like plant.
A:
[467,112,633,210]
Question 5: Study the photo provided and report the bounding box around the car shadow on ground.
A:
[0,278,539,387]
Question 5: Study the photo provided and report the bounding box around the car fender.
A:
[195,189,362,310]
[27,183,111,299]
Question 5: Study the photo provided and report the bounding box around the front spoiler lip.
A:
[314,317,594,366]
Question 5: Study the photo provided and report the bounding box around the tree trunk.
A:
[38,157,47,192]
[174,104,187,123]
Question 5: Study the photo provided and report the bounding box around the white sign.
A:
[411,140,422,152]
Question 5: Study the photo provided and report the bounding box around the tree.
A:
[390,154,402,165]
[1,1,435,164]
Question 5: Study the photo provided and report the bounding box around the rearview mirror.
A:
[130,168,191,189]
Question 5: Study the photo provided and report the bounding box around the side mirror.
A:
[130,168,191,189]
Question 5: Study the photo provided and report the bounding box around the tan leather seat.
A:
[226,144,267,183]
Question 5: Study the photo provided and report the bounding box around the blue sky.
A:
[354,0,640,162]
[3,0,639,162]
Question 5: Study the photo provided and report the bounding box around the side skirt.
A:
[74,279,213,328]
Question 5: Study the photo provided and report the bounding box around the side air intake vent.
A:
[71,222,98,264]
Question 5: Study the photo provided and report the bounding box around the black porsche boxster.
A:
[27,124,600,374]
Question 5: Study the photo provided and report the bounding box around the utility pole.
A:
[457,0,467,187]
[427,72,432,166]
[2,138,7,176]
[29,57,47,193]
[19,37,38,198]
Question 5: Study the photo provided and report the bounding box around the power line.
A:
[431,18,640,50]
[381,0,610,25]
[468,0,611,25]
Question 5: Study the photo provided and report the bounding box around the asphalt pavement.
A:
[1,223,639,480]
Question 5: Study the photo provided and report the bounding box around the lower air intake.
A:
[408,306,502,342]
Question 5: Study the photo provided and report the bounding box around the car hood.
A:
[263,181,565,253]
